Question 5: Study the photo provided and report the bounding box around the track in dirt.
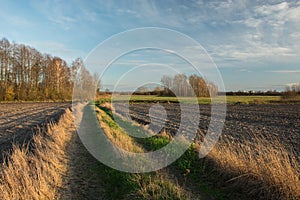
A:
[0,102,71,159]
[114,103,300,155]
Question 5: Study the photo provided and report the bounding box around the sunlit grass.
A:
[94,103,191,199]
[106,94,281,104]
[0,109,73,199]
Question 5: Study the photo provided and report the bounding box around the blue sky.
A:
[0,0,299,91]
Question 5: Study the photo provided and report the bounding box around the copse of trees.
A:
[0,38,94,101]
[133,74,218,97]
[160,74,218,97]
[282,83,300,99]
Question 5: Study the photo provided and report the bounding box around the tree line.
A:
[224,84,300,98]
[160,74,218,97]
[0,38,95,101]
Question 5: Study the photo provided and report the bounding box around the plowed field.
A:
[0,102,71,159]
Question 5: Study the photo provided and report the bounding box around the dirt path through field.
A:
[59,106,104,199]
[98,103,213,200]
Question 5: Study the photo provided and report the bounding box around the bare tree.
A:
[161,75,173,96]
[173,74,188,96]
[160,73,218,97]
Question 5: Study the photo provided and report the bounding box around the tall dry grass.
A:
[197,132,300,200]
[0,109,73,200]
[96,106,144,153]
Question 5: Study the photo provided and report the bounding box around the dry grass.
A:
[198,133,300,200]
[95,105,191,199]
[96,106,144,153]
[0,108,73,200]
[134,173,189,200]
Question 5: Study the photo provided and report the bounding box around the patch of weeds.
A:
[92,162,139,199]
[171,146,231,200]
[176,146,196,172]
[139,136,170,151]
[135,174,190,200]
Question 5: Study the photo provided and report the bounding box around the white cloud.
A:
[285,4,300,21]
[255,2,289,16]
[205,1,300,66]
[286,82,300,87]
[242,18,263,27]
[239,68,251,73]
[211,43,295,62]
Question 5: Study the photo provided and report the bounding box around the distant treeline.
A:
[133,74,218,97]
[132,81,300,98]
[224,90,281,96]
[0,38,95,101]
[224,84,300,98]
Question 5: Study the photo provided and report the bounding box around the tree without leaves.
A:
[160,73,218,97]
[282,83,300,99]
[161,75,174,96]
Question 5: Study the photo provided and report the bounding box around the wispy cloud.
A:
[30,0,78,30]
[286,82,300,87]
[239,69,251,73]
[212,44,295,61]
[255,2,288,16]
[268,70,300,74]
[48,16,76,30]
